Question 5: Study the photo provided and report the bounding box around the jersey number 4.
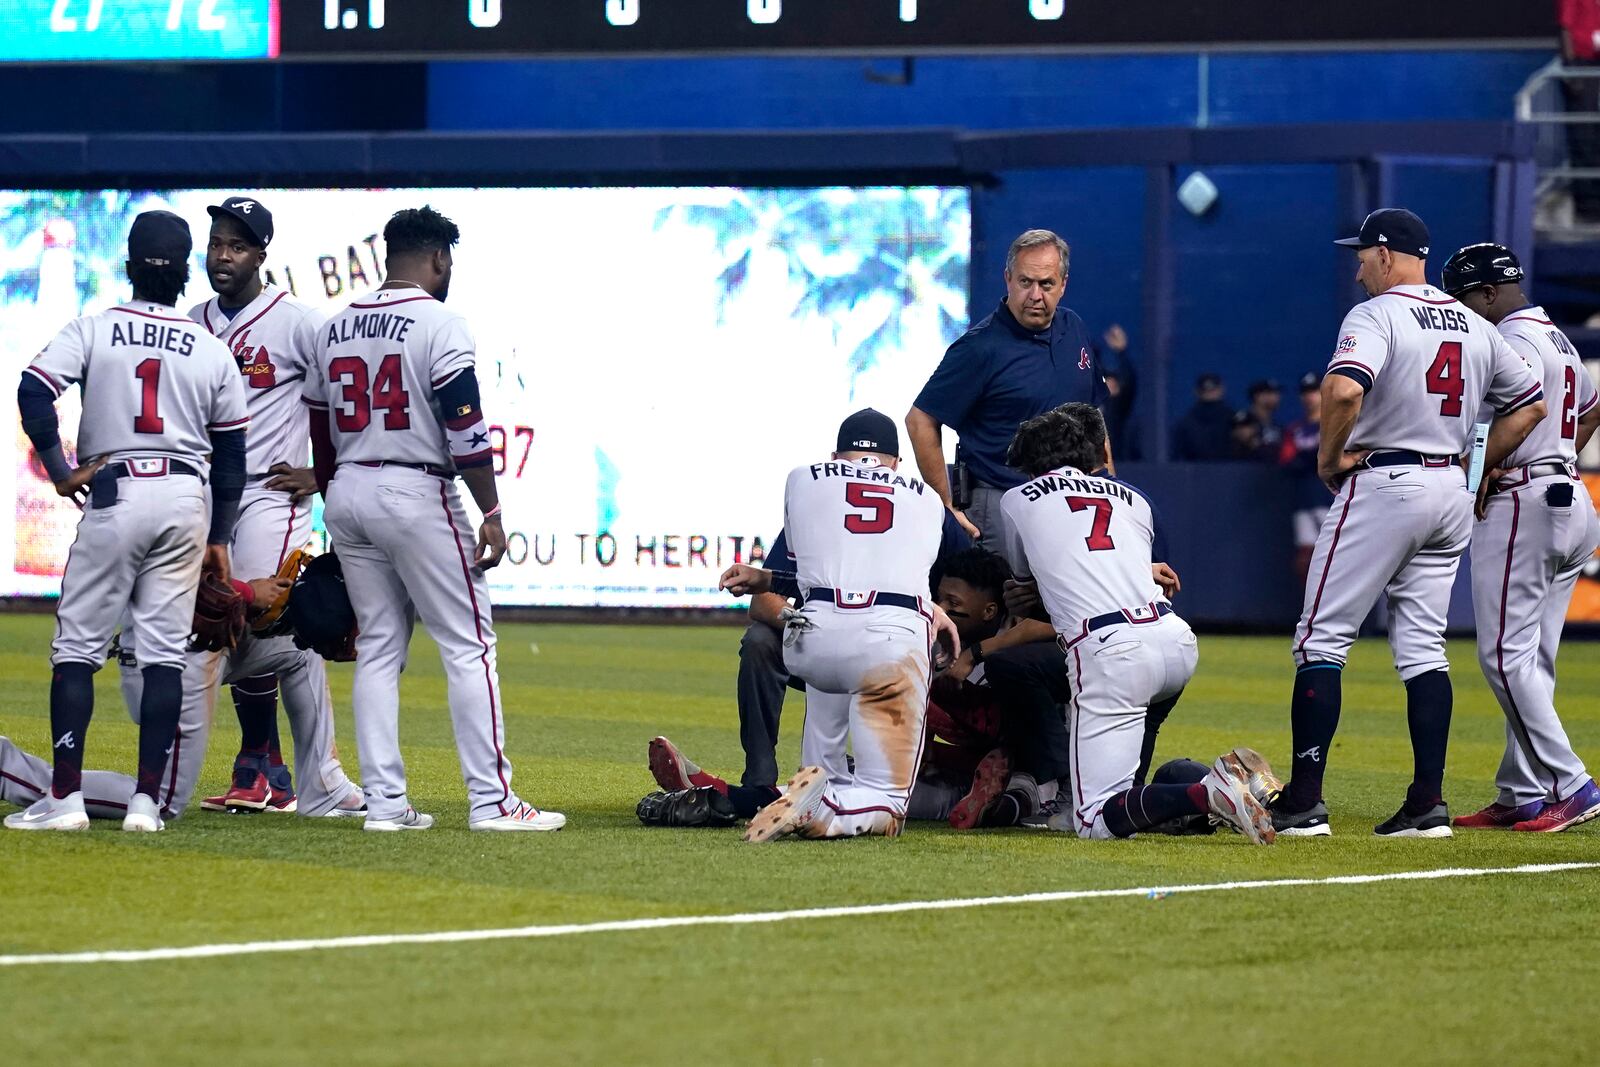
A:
[1426,341,1464,417]
[843,483,894,533]
[329,354,412,431]
[1065,496,1116,551]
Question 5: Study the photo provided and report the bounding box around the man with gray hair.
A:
[905,228,1110,551]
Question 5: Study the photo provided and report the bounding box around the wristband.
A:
[483,504,503,521]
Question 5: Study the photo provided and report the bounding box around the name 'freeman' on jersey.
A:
[807,461,928,494]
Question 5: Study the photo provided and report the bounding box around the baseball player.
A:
[1441,243,1600,832]
[5,211,247,833]
[997,403,1276,843]
[718,408,962,842]
[303,205,563,832]
[184,195,327,812]
[1271,209,1548,839]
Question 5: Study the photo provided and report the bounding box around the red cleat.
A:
[949,747,1012,830]
[1452,800,1542,829]
[1512,780,1600,833]
[649,736,727,795]
[200,755,271,812]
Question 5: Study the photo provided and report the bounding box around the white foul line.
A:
[2,861,1595,968]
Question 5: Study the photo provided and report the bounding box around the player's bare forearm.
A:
[986,617,1056,652]
[905,406,953,504]
[459,464,500,516]
[1316,376,1367,488]
[1576,407,1600,454]
[1483,400,1548,473]
[458,465,506,570]
[748,591,790,631]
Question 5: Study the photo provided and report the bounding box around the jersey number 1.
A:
[133,358,163,434]
[1426,341,1464,417]
[329,354,412,431]
[843,483,894,533]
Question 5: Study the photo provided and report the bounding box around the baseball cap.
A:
[1247,378,1281,400]
[207,195,274,247]
[836,408,899,456]
[127,210,192,266]
[1441,242,1524,297]
[1231,410,1259,428]
[1195,373,1223,392]
[1334,208,1431,259]
[1298,372,1321,393]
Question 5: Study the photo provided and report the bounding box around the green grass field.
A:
[3,615,1599,1065]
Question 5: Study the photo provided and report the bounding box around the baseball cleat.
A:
[363,807,434,832]
[637,787,737,828]
[1268,797,1333,837]
[122,793,165,833]
[648,735,726,794]
[266,765,297,813]
[982,771,1040,828]
[1203,754,1276,844]
[201,756,271,812]
[322,796,368,819]
[1512,779,1600,833]
[1019,793,1068,830]
[4,790,90,832]
[471,801,566,832]
[1375,802,1452,838]
[1452,799,1543,829]
[949,747,1012,830]
[1227,747,1283,806]
[743,766,827,843]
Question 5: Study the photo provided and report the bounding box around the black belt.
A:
[1495,461,1577,491]
[803,587,926,614]
[1060,602,1172,651]
[1364,450,1455,469]
[106,458,199,479]
[348,460,453,478]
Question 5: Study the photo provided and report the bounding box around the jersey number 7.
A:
[843,483,894,533]
[1066,496,1116,550]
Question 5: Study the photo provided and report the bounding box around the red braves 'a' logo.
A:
[1078,347,1092,370]
[231,329,277,388]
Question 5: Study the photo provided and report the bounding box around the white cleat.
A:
[471,801,566,832]
[743,766,828,843]
[1204,753,1276,845]
[5,790,90,831]
[1227,746,1284,806]
[363,807,434,832]
[122,793,165,833]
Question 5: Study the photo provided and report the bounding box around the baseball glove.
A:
[636,787,737,828]
[190,571,247,652]
[251,544,313,636]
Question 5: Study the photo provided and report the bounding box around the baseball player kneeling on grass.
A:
[998,403,1277,843]
[718,408,961,842]
[1442,243,1600,833]
[5,211,246,834]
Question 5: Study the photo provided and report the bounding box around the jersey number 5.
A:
[1426,341,1464,417]
[329,354,412,432]
[843,483,894,533]
[1065,496,1116,551]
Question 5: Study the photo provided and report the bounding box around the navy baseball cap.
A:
[1334,208,1431,259]
[127,210,192,266]
[1441,242,1524,297]
[207,195,273,248]
[836,408,899,456]
[1298,372,1322,393]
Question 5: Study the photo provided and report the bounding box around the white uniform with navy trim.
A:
[303,287,520,824]
[1470,306,1600,807]
[780,458,943,837]
[999,467,1197,839]
[27,301,245,670]
[1295,285,1543,676]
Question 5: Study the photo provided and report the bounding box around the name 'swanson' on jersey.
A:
[1019,473,1134,505]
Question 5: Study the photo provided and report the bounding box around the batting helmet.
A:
[288,551,359,662]
[1441,242,1524,298]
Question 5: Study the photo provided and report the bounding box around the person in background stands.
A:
[1279,372,1330,587]
[1172,373,1233,461]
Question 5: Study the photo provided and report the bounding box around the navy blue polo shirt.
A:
[914,300,1108,490]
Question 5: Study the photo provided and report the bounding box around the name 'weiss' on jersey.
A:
[1326,284,1542,456]
[1492,305,1598,469]
[191,284,321,474]
[301,288,478,468]
[782,461,944,601]
[999,467,1163,634]
[26,302,246,470]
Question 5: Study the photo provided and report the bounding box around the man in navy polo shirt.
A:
[906,228,1109,552]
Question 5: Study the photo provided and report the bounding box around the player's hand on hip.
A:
[54,455,107,508]
[203,543,232,586]
[931,603,961,667]
[718,563,771,597]
[951,507,980,540]
[1319,449,1371,494]
[1152,562,1181,598]
[1474,469,1503,522]
[265,462,319,504]
[475,515,507,571]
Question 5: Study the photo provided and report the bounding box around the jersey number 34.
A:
[329,354,412,431]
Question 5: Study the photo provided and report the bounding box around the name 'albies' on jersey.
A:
[302,288,478,468]
[26,301,247,469]
[1000,467,1163,635]
[782,460,945,602]
[191,284,321,474]
[1327,284,1543,456]
[1492,305,1597,469]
